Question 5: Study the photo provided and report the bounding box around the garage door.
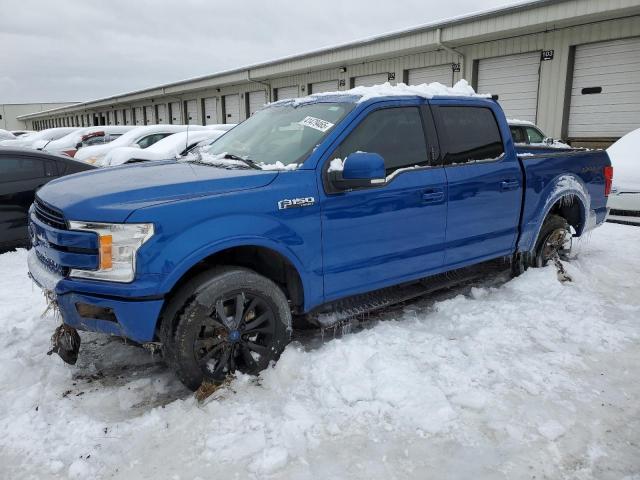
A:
[145,106,156,125]
[125,109,133,125]
[352,73,389,88]
[407,65,452,87]
[248,91,266,116]
[477,52,541,123]
[310,80,338,94]
[156,104,166,124]
[169,102,181,124]
[276,86,298,101]
[185,100,198,125]
[568,37,640,138]
[224,94,240,124]
[134,107,144,125]
[203,97,218,124]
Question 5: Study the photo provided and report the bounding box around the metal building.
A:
[18,0,640,147]
[1,102,77,130]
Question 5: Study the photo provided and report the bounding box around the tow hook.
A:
[47,324,81,365]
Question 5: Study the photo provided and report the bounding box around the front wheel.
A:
[164,267,292,390]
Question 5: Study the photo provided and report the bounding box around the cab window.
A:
[526,127,545,144]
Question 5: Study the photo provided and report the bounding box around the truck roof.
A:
[270,80,490,107]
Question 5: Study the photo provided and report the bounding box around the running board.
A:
[308,257,511,327]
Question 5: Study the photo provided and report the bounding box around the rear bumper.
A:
[28,249,164,343]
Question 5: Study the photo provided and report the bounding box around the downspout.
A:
[247,69,272,102]
[436,27,466,80]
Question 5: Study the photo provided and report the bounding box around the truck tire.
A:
[163,267,292,391]
[531,214,572,267]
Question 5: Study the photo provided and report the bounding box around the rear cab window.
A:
[433,105,504,165]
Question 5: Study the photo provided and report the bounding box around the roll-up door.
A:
[203,97,218,124]
[134,107,144,125]
[156,104,166,124]
[169,102,181,124]
[145,105,156,125]
[275,86,298,101]
[248,91,266,116]
[568,37,640,139]
[223,94,240,124]
[477,52,541,123]
[310,80,338,94]
[352,73,389,88]
[125,109,132,125]
[185,99,198,125]
[407,65,452,87]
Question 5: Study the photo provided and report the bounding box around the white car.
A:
[0,127,79,148]
[508,119,571,148]
[0,129,16,141]
[74,124,210,165]
[43,125,134,157]
[607,128,640,225]
[103,129,231,166]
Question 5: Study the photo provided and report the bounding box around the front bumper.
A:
[28,249,164,343]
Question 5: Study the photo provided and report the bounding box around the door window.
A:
[436,107,504,164]
[0,157,45,182]
[510,126,526,144]
[332,107,428,176]
[136,133,172,149]
[526,127,545,144]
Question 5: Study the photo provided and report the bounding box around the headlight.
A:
[68,222,154,282]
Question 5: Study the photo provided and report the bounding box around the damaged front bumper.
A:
[28,249,164,343]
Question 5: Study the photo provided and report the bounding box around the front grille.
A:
[34,197,66,230]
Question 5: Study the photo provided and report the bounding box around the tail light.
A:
[604,166,613,196]
[62,149,77,157]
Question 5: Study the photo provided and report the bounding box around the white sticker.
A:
[298,116,334,132]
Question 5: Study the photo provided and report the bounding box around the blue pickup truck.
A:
[28,87,613,390]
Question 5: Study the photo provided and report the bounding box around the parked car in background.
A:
[0,148,95,251]
[103,128,231,166]
[0,129,16,141]
[27,84,612,390]
[43,126,134,157]
[0,127,79,149]
[508,119,572,153]
[11,130,35,137]
[606,128,640,225]
[74,125,208,165]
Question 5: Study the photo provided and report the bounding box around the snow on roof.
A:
[272,80,486,107]
[607,128,640,190]
[507,118,536,126]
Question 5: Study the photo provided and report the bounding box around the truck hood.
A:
[37,160,279,222]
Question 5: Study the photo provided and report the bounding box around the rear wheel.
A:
[531,214,572,267]
[162,267,291,391]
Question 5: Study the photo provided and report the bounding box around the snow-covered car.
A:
[508,119,571,149]
[74,124,208,165]
[11,130,35,137]
[0,129,16,141]
[43,126,134,157]
[0,127,79,149]
[606,128,640,225]
[102,128,230,166]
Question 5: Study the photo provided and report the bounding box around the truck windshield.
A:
[193,101,353,169]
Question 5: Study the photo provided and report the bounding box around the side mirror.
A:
[544,137,554,145]
[329,152,386,190]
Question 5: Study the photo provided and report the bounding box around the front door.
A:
[320,104,447,301]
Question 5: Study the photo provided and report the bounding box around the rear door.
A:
[320,101,447,300]
[0,155,55,248]
[431,102,522,266]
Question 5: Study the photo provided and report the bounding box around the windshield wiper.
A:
[223,153,261,170]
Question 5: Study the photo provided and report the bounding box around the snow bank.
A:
[1,224,640,478]
[607,127,640,191]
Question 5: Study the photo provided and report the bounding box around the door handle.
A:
[421,190,444,203]
[500,180,520,191]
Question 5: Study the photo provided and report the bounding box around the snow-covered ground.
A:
[1,223,639,479]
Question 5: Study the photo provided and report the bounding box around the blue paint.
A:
[29,94,611,343]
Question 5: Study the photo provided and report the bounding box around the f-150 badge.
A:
[278,197,315,210]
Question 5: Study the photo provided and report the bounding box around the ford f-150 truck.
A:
[27,83,613,390]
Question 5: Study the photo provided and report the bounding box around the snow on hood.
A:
[271,80,486,107]
[44,126,134,152]
[607,128,640,191]
[0,127,78,148]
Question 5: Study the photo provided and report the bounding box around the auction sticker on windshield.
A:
[299,116,334,132]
